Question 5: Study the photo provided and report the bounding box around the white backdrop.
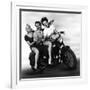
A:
[0,0,89,90]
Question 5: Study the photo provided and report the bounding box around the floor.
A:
[20,59,80,79]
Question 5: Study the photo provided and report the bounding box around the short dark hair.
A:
[41,17,48,24]
[35,21,41,26]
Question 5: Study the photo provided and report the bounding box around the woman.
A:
[24,24,39,70]
[41,17,55,64]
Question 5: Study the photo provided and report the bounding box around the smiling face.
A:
[35,21,41,30]
[42,20,48,27]
[41,17,49,27]
[35,23,41,29]
[25,24,32,33]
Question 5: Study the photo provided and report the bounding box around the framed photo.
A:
[11,2,87,88]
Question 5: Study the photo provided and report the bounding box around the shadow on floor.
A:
[20,59,80,79]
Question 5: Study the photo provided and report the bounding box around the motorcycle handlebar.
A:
[59,31,65,34]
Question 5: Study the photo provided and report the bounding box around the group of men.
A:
[25,17,61,70]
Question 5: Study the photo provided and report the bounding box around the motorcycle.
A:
[29,31,77,72]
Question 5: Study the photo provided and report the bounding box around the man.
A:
[33,21,44,43]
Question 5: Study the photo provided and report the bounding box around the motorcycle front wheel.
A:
[63,48,77,69]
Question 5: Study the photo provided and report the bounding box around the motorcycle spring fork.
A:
[59,50,61,63]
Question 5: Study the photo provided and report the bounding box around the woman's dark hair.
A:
[41,17,48,24]
[35,21,41,26]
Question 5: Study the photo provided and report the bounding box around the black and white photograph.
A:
[20,8,81,79]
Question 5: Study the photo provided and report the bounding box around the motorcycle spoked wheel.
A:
[63,49,77,69]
